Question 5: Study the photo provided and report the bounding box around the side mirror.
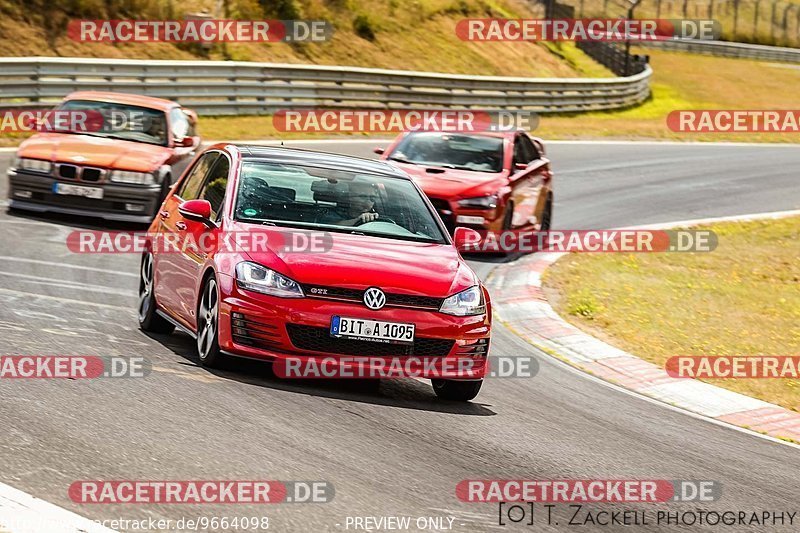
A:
[373,147,385,155]
[453,227,482,252]
[174,136,197,148]
[179,199,212,224]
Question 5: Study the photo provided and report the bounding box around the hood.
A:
[231,221,477,297]
[17,132,171,172]
[389,161,506,199]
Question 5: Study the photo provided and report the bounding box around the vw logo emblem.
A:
[363,287,386,310]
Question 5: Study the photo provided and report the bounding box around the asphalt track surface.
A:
[0,141,799,532]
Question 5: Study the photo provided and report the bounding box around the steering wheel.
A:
[354,214,398,226]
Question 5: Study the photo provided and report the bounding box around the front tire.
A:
[196,277,226,368]
[432,379,483,401]
[138,252,175,334]
[540,197,553,232]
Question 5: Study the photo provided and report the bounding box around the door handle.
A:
[159,210,170,219]
[175,221,187,231]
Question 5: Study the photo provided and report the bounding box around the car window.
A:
[235,162,447,244]
[57,99,168,146]
[199,156,230,221]
[513,135,537,166]
[177,152,219,201]
[520,135,540,161]
[387,132,504,173]
[169,108,190,141]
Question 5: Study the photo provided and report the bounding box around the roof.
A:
[63,91,179,112]
[230,144,409,178]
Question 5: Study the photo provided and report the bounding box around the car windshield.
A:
[387,132,505,173]
[235,161,448,244]
[54,99,168,146]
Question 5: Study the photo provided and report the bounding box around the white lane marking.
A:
[621,208,800,229]
[0,271,136,297]
[0,256,138,278]
[0,481,116,533]
[0,287,131,311]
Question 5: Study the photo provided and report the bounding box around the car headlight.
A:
[14,157,52,173]
[235,262,304,298]
[440,285,486,316]
[110,170,156,185]
[457,195,498,209]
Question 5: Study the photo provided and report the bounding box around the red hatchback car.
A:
[377,131,553,234]
[139,144,492,401]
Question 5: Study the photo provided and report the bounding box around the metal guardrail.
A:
[637,39,800,62]
[0,57,652,116]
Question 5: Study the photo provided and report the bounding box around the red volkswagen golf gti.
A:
[139,144,491,401]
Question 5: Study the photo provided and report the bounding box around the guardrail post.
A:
[32,61,41,104]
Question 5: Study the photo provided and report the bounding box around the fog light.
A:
[456,215,485,225]
[124,203,145,212]
[14,190,33,199]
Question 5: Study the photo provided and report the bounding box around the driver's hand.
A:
[357,212,379,224]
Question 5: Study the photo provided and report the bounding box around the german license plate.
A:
[53,182,103,199]
[330,316,415,345]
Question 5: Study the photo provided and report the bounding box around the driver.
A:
[319,181,382,226]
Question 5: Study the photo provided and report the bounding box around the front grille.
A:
[302,285,443,311]
[82,168,102,182]
[286,324,454,357]
[231,312,281,350]
[55,164,105,183]
[58,164,78,180]
[429,198,455,234]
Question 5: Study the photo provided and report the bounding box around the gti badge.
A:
[363,287,386,310]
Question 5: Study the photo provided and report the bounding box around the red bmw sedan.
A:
[377,131,553,234]
[138,144,491,401]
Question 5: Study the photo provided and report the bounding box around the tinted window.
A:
[235,162,447,244]
[199,156,230,220]
[513,135,537,166]
[387,132,504,173]
[177,152,219,201]
[57,99,168,146]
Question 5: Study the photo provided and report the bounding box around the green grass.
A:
[544,216,800,411]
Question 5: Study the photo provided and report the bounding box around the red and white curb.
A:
[0,482,115,533]
[486,209,800,445]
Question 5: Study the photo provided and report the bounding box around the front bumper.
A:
[8,168,163,223]
[428,197,501,234]
[216,275,491,379]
